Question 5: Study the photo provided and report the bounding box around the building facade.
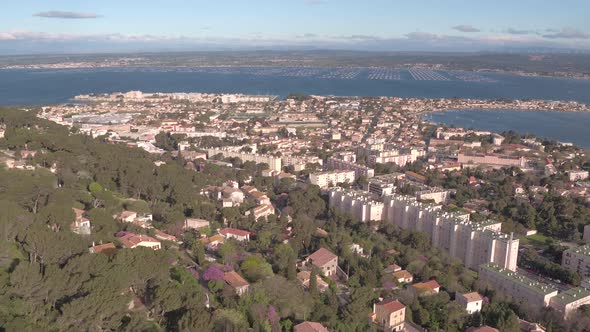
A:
[310,170,356,188]
[562,245,590,278]
[479,264,558,308]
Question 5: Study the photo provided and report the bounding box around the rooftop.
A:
[459,292,483,303]
[550,287,590,305]
[307,247,338,268]
[480,264,558,295]
[375,298,406,313]
[294,321,329,332]
[567,244,590,257]
[224,271,249,288]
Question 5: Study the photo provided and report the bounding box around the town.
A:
[2,91,590,331]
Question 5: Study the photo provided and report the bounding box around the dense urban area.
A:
[2,91,590,332]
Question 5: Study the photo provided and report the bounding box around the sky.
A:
[1,0,590,54]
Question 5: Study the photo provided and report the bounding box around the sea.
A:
[424,110,590,148]
[1,66,590,147]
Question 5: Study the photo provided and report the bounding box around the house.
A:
[203,234,225,251]
[455,292,483,314]
[370,299,406,332]
[183,218,210,230]
[117,232,161,250]
[294,321,329,332]
[410,280,440,296]
[384,264,402,274]
[466,326,499,332]
[306,248,338,277]
[297,271,330,293]
[118,210,138,223]
[392,270,413,284]
[248,204,275,221]
[219,228,252,242]
[154,230,179,243]
[224,270,249,296]
[349,243,366,256]
[70,208,91,235]
[89,242,116,254]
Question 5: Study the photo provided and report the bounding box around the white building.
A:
[562,245,590,278]
[327,157,375,178]
[455,292,483,314]
[479,264,558,308]
[309,170,356,188]
[329,188,384,222]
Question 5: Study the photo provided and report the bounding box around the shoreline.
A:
[423,108,590,149]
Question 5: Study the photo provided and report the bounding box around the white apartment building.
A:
[479,264,558,308]
[382,194,518,271]
[206,148,282,171]
[327,157,375,178]
[549,287,590,319]
[310,170,356,188]
[562,245,590,278]
[367,173,404,196]
[282,155,322,171]
[329,188,384,222]
[416,188,451,204]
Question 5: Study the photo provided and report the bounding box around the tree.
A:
[241,255,273,282]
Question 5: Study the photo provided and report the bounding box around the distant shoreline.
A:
[1,64,589,81]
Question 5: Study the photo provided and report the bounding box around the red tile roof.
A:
[294,321,329,332]
[90,242,116,253]
[219,228,252,237]
[118,233,160,248]
[224,271,249,288]
[375,299,405,314]
[307,248,337,268]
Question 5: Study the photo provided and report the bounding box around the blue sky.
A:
[1,0,589,54]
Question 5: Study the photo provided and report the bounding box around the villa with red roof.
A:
[117,232,161,250]
[294,321,329,332]
[410,279,440,297]
[306,248,338,277]
[370,299,406,331]
[219,228,252,242]
[223,270,249,296]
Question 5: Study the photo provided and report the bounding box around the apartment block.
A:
[327,157,375,178]
[458,153,527,168]
[549,287,590,319]
[416,188,451,204]
[329,188,384,222]
[309,170,356,188]
[206,148,282,171]
[367,173,404,197]
[562,245,590,278]
[479,264,558,308]
[382,194,518,271]
[282,155,323,172]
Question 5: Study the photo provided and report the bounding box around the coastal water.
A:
[1,67,590,105]
[424,109,590,148]
[2,67,590,147]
